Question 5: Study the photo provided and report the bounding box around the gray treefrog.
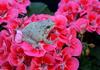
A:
[22,19,54,48]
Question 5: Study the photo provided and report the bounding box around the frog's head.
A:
[44,19,54,32]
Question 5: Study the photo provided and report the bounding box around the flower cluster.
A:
[56,0,100,34]
[0,0,99,70]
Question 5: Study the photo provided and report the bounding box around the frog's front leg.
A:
[22,37,38,47]
[30,40,39,48]
[43,38,53,45]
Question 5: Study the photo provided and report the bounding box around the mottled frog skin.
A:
[22,19,54,47]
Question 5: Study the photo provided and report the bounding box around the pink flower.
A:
[55,57,79,70]
[16,63,26,70]
[56,27,77,46]
[60,0,69,4]
[29,54,56,70]
[12,0,30,13]
[51,48,79,70]
[5,8,18,20]
[21,42,46,57]
[65,37,82,56]
[86,11,98,32]
[71,18,89,32]
[0,48,8,65]
[29,14,37,22]
[62,38,82,56]
[0,0,19,20]
[7,45,24,66]
[14,0,30,7]
[51,15,67,29]
[43,44,56,52]
[64,57,79,70]
[37,14,51,21]
[66,1,80,13]
[0,62,12,70]
[96,15,100,35]
[86,23,97,32]
[96,27,100,35]
[0,31,11,65]
[87,11,97,22]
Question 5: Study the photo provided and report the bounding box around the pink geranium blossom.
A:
[1,0,100,69]
[71,18,89,32]
[62,38,82,56]
[29,55,56,70]
[96,15,100,35]
[16,63,26,70]
[56,57,79,70]
[0,0,18,20]
[7,45,24,66]
[51,14,68,29]
[21,42,46,57]
[0,31,11,65]
[0,62,12,70]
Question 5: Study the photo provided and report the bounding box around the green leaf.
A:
[28,2,51,16]
[96,35,100,40]
[79,57,92,70]
[79,46,100,70]
[91,47,100,60]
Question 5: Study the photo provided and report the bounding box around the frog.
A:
[22,19,54,48]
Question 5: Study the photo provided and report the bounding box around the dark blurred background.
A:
[30,0,60,12]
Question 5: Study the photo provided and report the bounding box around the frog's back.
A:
[22,19,54,44]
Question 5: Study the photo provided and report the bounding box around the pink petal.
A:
[24,48,46,57]
[70,38,82,56]
[43,44,56,51]
[16,63,26,70]
[66,57,79,70]
[21,42,33,51]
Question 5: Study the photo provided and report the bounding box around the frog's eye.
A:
[46,26,51,29]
